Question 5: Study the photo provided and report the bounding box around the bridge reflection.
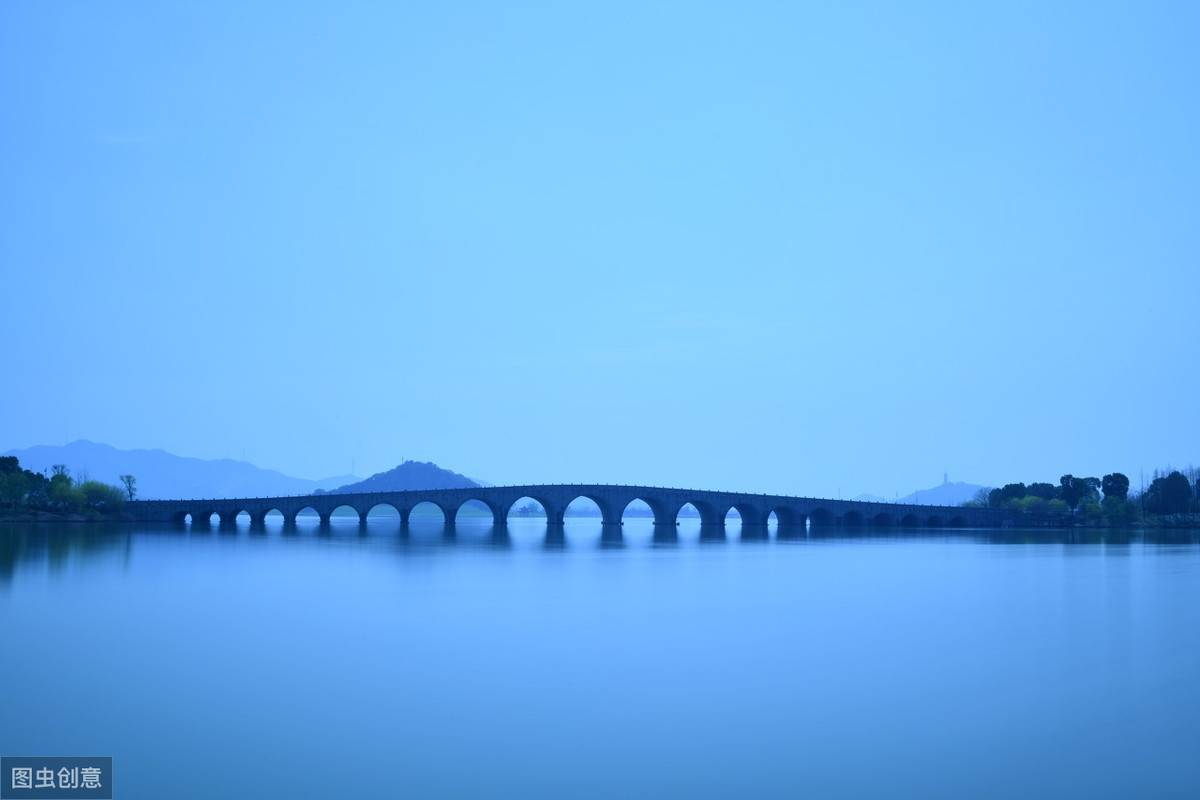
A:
[171,513,1200,551]
[4,520,1200,586]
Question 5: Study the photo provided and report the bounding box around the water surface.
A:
[2,518,1198,798]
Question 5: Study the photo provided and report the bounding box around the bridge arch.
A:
[328,504,363,525]
[771,507,807,538]
[453,498,504,526]
[673,502,700,529]
[505,496,551,522]
[948,515,968,528]
[725,502,767,539]
[841,510,865,527]
[870,512,894,527]
[926,515,944,527]
[620,497,674,527]
[564,494,618,527]
[900,513,921,528]
[409,501,450,526]
[364,502,402,521]
[292,505,325,526]
[808,508,833,528]
[723,503,753,524]
[675,500,723,529]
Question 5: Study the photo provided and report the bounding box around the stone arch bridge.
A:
[127,484,1005,534]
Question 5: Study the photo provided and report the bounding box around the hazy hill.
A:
[897,480,989,506]
[2,440,357,500]
[331,460,480,493]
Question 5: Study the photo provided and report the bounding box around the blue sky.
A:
[2,1,1196,498]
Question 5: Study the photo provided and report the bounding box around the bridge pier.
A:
[740,521,769,540]
[652,523,678,544]
[776,521,807,539]
[546,523,572,547]
[600,524,624,547]
[488,523,511,547]
[318,512,332,526]
[544,505,567,528]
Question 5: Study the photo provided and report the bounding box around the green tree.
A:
[0,470,29,507]
[79,481,125,512]
[47,472,83,512]
[1102,495,1138,525]
[1102,473,1130,500]
[119,474,137,501]
[1026,482,1059,500]
[1059,475,1100,511]
[989,483,1027,507]
[1145,471,1194,515]
[964,487,992,508]
[1046,499,1070,514]
[1079,499,1104,523]
[1013,496,1048,515]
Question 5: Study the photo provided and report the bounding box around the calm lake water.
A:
[2,517,1199,799]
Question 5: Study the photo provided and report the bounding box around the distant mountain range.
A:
[855,480,989,507]
[1,440,487,500]
[897,480,988,506]
[3,440,990,508]
[2,440,358,500]
[327,461,480,493]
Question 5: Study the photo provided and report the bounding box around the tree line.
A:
[967,467,1199,524]
[0,456,135,517]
